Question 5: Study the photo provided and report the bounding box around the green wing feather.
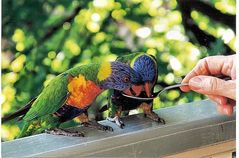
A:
[116,52,144,64]
[116,52,158,68]
[23,73,69,121]
[23,63,101,122]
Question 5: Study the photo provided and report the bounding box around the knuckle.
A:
[204,57,211,65]
[197,59,205,66]
[196,58,207,74]
[204,56,211,62]
[223,61,232,76]
[207,77,219,91]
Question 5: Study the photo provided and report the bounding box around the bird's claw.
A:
[145,112,166,125]
[107,116,125,129]
[101,125,114,132]
[157,117,166,124]
[82,122,114,132]
[45,128,85,137]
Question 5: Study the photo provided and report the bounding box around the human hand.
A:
[180,55,236,116]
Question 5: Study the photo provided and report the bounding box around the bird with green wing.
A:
[2,61,143,138]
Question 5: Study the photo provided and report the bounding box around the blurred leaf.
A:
[2,0,235,141]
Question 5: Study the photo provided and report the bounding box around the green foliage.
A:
[2,0,235,140]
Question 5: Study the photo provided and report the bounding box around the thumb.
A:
[189,76,235,100]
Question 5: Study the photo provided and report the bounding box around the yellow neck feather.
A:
[97,62,112,81]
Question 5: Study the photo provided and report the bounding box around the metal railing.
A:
[2,100,236,158]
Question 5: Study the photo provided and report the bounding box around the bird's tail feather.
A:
[16,122,30,138]
[2,98,36,123]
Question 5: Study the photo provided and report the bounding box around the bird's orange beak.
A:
[123,84,143,97]
[144,81,152,97]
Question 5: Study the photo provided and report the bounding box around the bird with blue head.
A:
[2,61,144,138]
[106,53,165,128]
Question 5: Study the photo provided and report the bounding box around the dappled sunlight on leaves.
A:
[2,0,235,141]
[214,0,236,14]
[65,40,81,55]
[10,54,26,72]
[1,125,20,141]
[12,29,25,43]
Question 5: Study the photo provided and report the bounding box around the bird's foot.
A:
[82,121,114,132]
[45,128,85,137]
[145,111,165,124]
[107,116,125,129]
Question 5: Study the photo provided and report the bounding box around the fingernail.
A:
[189,77,202,90]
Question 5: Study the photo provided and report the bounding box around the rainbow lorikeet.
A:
[2,61,143,138]
[106,53,165,128]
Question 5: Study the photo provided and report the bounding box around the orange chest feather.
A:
[66,75,103,109]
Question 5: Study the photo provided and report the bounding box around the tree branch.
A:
[186,0,235,31]
[39,6,82,46]
[69,11,113,66]
[177,0,235,55]
[24,5,82,55]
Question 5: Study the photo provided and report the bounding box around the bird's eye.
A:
[123,76,130,83]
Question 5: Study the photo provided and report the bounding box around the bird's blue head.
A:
[132,54,158,97]
[99,61,143,96]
